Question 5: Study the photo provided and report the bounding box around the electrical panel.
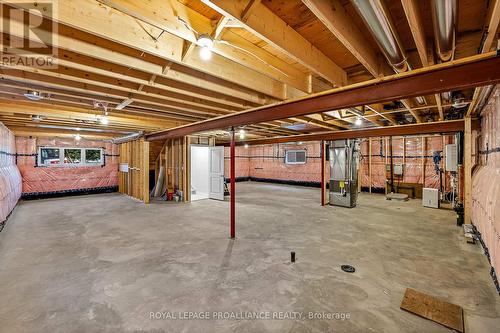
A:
[394,164,404,176]
[445,144,458,172]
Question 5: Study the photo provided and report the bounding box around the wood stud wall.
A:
[151,137,189,202]
[119,139,150,203]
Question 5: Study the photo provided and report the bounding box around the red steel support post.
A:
[321,141,326,206]
[230,128,236,238]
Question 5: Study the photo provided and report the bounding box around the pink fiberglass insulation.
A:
[224,142,329,183]
[359,134,455,191]
[15,137,119,194]
[0,123,22,222]
[224,146,250,179]
[472,86,500,278]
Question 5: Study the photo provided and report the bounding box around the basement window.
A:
[285,150,307,164]
[38,147,103,166]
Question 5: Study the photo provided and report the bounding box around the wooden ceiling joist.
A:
[8,0,287,101]
[230,119,476,146]
[146,53,500,141]
[201,0,347,87]
[301,0,381,78]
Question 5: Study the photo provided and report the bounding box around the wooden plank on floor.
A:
[400,288,464,332]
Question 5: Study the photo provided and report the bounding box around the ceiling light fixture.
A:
[31,115,45,122]
[100,116,109,125]
[238,128,245,140]
[197,34,213,61]
[197,34,213,48]
[24,90,44,101]
[199,46,212,60]
[244,144,249,149]
[75,133,81,141]
[355,116,363,126]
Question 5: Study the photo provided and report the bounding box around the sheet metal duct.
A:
[431,0,457,62]
[112,132,143,144]
[351,0,425,105]
[351,0,408,72]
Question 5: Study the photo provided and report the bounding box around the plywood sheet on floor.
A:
[401,288,464,332]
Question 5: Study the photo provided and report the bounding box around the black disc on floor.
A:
[341,265,355,273]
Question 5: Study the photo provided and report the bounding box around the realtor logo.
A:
[0,1,58,68]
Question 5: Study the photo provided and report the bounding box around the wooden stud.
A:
[464,117,472,224]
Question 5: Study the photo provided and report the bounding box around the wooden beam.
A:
[93,0,310,94]
[0,99,175,129]
[435,94,444,121]
[401,99,423,123]
[463,117,472,224]
[302,0,381,77]
[241,0,261,22]
[10,0,287,100]
[202,0,347,86]
[226,120,475,146]
[146,53,499,141]
[466,0,500,116]
[401,0,429,67]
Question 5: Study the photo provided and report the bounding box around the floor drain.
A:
[341,265,355,273]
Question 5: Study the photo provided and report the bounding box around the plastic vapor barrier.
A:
[472,86,500,279]
[0,123,22,222]
[16,137,119,195]
[359,134,455,192]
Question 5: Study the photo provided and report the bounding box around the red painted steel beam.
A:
[146,53,499,141]
[226,119,477,146]
[230,128,235,239]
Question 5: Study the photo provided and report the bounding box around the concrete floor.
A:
[0,182,499,333]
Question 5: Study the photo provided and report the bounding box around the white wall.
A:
[190,146,209,199]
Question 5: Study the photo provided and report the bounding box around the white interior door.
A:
[209,146,225,200]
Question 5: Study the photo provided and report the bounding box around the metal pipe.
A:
[230,128,235,239]
[431,0,457,62]
[351,0,408,72]
[351,0,425,105]
[112,131,143,144]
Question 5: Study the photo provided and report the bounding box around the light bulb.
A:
[238,129,246,139]
[355,117,362,126]
[197,34,214,48]
[75,133,81,141]
[100,116,109,125]
[199,47,212,60]
[244,144,249,149]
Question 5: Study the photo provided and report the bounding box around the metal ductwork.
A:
[431,0,457,62]
[112,131,143,144]
[351,0,408,73]
[351,0,425,105]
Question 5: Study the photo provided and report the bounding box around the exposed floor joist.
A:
[146,53,500,141]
